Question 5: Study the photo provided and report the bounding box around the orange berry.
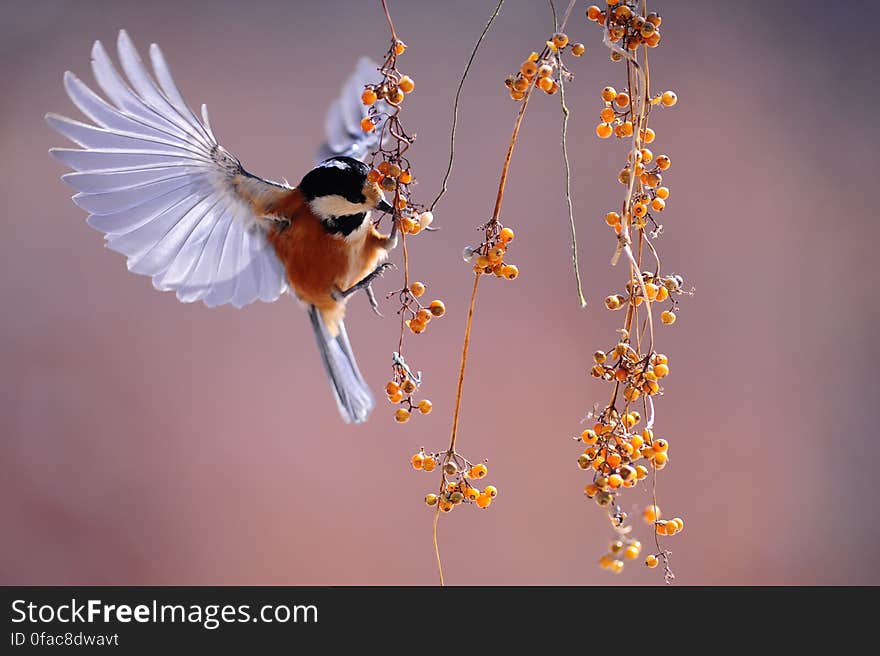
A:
[423,456,436,472]
[502,265,519,280]
[499,227,515,242]
[386,381,400,396]
[552,32,569,48]
[652,452,668,467]
[644,504,661,523]
[581,429,599,445]
[538,64,554,78]
[651,198,666,212]
[624,544,640,560]
[615,92,630,108]
[429,300,446,317]
[521,61,538,78]
[439,500,453,513]
[361,88,377,105]
[587,5,601,21]
[416,308,432,324]
[600,107,616,123]
[484,485,498,498]
[653,438,669,453]
[654,363,670,377]
[620,121,634,137]
[513,77,530,92]
[640,148,654,163]
[607,452,622,468]
[395,408,411,423]
[584,483,598,498]
[672,517,684,532]
[469,463,488,479]
[571,43,585,56]
[394,40,407,55]
[476,494,492,509]
[425,493,438,506]
[389,391,404,403]
[537,76,554,92]
[656,155,671,170]
[410,281,425,297]
[656,286,669,302]
[360,117,375,132]
[398,170,413,184]
[398,75,415,94]
[388,88,404,104]
[601,86,617,102]
[661,310,677,325]
[605,211,621,226]
[656,186,670,199]
[411,453,424,469]
[645,554,659,568]
[608,474,623,488]
[641,127,656,143]
[596,123,613,139]
[635,464,649,480]
[661,90,678,107]
[418,399,433,415]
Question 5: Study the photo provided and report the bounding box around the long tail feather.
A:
[308,306,374,423]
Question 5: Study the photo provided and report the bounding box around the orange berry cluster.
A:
[598,537,643,574]
[360,29,446,426]
[586,3,663,51]
[578,408,670,500]
[463,225,519,280]
[602,270,686,327]
[413,451,496,512]
[643,503,683,537]
[504,32,585,101]
[402,281,446,335]
[579,2,686,579]
[387,375,432,424]
[385,281,445,424]
[589,342,671,401]
[360,39,411,133]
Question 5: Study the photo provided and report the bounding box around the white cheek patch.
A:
[310,194,371,219]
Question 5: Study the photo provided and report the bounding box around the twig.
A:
[430,0,505,213]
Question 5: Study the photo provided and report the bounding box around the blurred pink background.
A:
[2,0,876,585]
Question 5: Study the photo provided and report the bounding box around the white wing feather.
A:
[316,57,389,163]
[48,30,289,308]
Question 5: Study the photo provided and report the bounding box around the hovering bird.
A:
[47,30,398,424]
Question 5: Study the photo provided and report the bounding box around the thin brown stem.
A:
[448,273,481,454]
[492,83,535,221]
[380,0,398,42]
[430,0,505,213]
[432,502,444,585]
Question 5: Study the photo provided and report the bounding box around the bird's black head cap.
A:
[299,156,370,204]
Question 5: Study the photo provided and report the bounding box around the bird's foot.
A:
[333,262,396,314]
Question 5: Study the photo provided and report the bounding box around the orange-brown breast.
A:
[264,189,389,335]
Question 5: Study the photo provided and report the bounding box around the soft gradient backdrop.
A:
[1,0,876,585]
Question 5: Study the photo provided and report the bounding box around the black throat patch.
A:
[323,212,367,237]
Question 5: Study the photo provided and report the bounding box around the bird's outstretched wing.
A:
[315,57,388,164]
[48,30,290,308]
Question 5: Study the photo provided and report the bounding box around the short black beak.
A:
[376,199,394,214]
